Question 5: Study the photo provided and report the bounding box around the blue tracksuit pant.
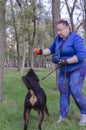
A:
[58,67,86,118]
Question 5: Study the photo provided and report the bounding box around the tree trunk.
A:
[31,0,36,68]
[84,0,86,44]
[52,0,60,89]
[52,0,60,37]
[0,0,6,101]
[65,0,77,32]
[10,0,20,71]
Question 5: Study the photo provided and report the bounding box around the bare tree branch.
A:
[76,22,83,33]
[64,0,78,31]
[71,0,77,15]
[16,0,22,8]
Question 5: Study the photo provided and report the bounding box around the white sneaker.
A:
[57,116,65,123]
[79,114,86,126]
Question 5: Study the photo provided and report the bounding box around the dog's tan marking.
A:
[26,110,30,123]
[44,109,50,120]
[29,90,37,106]
[30,90,34,95]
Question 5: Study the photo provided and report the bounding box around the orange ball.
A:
[35,49,40,54]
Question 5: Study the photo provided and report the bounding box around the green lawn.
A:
[0,68,86,130]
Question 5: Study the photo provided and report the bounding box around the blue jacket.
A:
[49,32,86,72]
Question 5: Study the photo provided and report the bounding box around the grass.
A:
[0,68,86,130]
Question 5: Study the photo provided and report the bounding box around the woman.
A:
[34,20,86,125]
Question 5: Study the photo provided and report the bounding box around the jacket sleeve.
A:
[73,35,86,61]
[48,37,57,54]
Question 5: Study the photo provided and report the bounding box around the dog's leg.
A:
[44,105,50,120]
[24,108,31,130]
[38,109,44,130]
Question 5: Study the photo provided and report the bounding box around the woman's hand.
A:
[58,59,68,66]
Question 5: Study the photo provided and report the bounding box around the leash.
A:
[40,66,58,80]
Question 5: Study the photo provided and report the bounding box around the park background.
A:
[0,0,86,129]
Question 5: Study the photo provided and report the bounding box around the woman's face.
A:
[56,23,70,39]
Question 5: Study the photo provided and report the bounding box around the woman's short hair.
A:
[57,20,69,26]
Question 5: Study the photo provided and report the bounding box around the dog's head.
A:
[27,68,39,82]
[22,68,40,90]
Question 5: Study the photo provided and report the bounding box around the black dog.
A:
[22,68,50,130]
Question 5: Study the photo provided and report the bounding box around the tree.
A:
[83,0,86,43]
[63,0,84,33]
[52,0,60,37]
[0,0,6,101]
[65,0,77,31]
[10,0,20,70]
[29,0,36,68]
[52,0,60,88]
